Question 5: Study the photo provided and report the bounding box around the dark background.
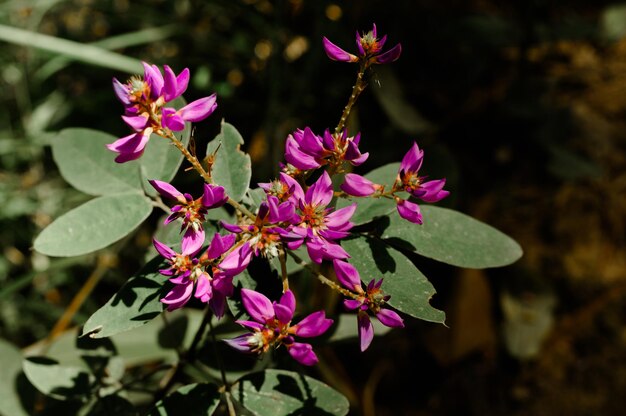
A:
[2,0,626,414]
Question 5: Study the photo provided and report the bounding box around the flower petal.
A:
[160,282,194,311]
[358,311,374,352]
[322,37,357,62]
[240,288,274,323]
[287,342,318,366]
[293,310,333,338]
[333,260,362,292]
[148,180,183,200]
[376,308,404,328]
[180,94,217,122]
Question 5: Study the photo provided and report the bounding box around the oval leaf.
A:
[34,193,152,257]
[205,121,251,202]
[0,340,29,416]
[82,256,168,338]
[22,357,94,401]
[232,369,349,416]
[336,163,400,225]
[342,236,445,324]
[150,383,220,416]
[381,206,523,268]
[52,128,143,195]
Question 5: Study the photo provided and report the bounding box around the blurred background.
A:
[1,0,626,414]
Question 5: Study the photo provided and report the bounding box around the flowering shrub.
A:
[28,24,522,415]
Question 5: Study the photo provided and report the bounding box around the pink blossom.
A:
[225,289,333,366]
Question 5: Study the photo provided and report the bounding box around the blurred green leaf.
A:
[0,339,29,416]
[35,25,179,82]
[52,128,144,196]
[150,383,220,416]
[342,236,445,324]
[33,193,152,257]
[206,121,251,202]
[381,206,523,268]
[336,163,400,225]
[232,369,349,416]
[82,256,168,339]
[0,24,142,73]
[22,357,94,401]
[601,3,626,41]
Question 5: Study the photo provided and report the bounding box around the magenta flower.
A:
[394,142,449,224]
[258,172,303,204]
[154,233,236,316]
[323,24,402,65]
[333,260,404,351]
[340,173,378,197]
[225,289,333,366]
[222,195,298,259]
[106,128,153,163]
[284,127,368,172]
[285,171,356,263]
[149,180,228,254]
[162,94,218,131]
[109,62,217,163]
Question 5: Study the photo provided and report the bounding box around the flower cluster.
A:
[225,289,333,366]
[333,260,404,351]
[106,24,450,366]
[338,142,449,224]
[108,62,217,162]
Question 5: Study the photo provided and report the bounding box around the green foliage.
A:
[151,383,221,416]
[0,339,29,416]
[22,357,94,401]
[380,206,523,268]
[231,369,350,416]
[205,121,252,202]
[342,236,446,323]
[82,256,168,338]
[33,193,152,257]
[52,128,144,196]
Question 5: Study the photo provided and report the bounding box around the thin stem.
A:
[287,251,360,300]
[335,63,368,135]
[166,131,212,183]
[164,130,257,221]
[224,392,237,416]
[279,247,289,292]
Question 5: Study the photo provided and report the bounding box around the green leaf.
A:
[227,269,257,320]
[336,163,400,225]
[0,23,142,74]
[232,369,349,416]
[150,383,220,416]
[52,128,143,196]
[22,357,94,401]
[82,256,168,338]
[0,339,29,416]
[206,121,251,202]
[140,97,192,190]
[342,236,445,324]
[33,193,152,257]
[380,206,523,268]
